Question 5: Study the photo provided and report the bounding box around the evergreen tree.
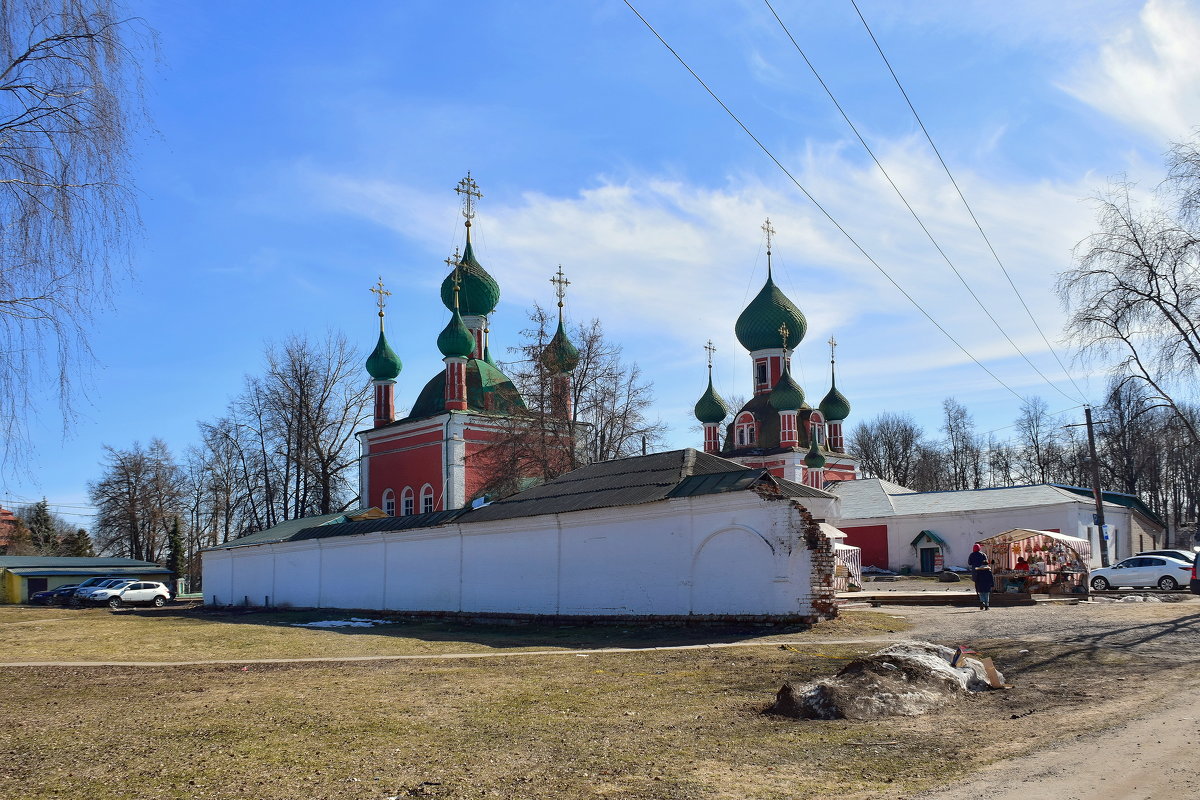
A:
[59,528,95,557]
[166,517,185,581]
[27,498,56,553]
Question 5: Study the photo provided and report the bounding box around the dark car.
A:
[1192,552,1200,596]
[29,584,79,605]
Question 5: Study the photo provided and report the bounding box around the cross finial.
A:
[828,336,837,362]
[449,268,462,311]
[455,172,483,227]
[550,265,571,310]
[779,323,790,351]
[444,247,462,271]
[762,218,775,253]
[369,276,391,331]
[704,339,716,371]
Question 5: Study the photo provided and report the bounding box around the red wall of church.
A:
[367,424,445,512]
[839,524,889,569]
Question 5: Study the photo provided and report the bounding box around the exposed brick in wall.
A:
[749,481,838,621]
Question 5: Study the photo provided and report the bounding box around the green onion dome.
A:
[437,309,475,359]
[483,343,498,367]
[540,318,580,374]
[804,437,826,469]
[694,375,729,424]
[768,369,805,412]
[734,275,806,352]
[365,330,402,381]
[440,240,500,317]
[819,384,851,422]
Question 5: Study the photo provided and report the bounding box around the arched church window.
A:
[736,413,756,446]
[755,360,768,389]
[420,484,435,514]
[382,489,395,517]
[809,411,826,446]
[401,487,414,516]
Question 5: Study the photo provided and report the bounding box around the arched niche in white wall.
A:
[690,526,777,615]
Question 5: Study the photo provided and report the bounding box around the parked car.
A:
[84,580,171,608]
[1089,555,1193,590]
[76,579,137,604]
[1135,549,1198,564]
[70,576,129,600]
[28,584,79,605]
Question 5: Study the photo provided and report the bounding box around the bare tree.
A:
[478,306,665,499]
[942,398,982,490]
[1011,397,1062,484]
[1059,136,1200,446]
[89,438,184,562]
[0,0,150,470]
[848,412,925,487]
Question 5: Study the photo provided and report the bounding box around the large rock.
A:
[767,640,1001,720]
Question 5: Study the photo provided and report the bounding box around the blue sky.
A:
[5,0,1200,521]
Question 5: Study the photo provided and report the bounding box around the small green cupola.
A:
[804,436,826,469]
[734,223,806,352]
[366,276,402,381]
[438,270,476,359]
[440,173,500,317]
[366,330,402,381]
[694,374,728,424]
[768,366,805,412]
[818,340,851,421]
[541,317,580,374]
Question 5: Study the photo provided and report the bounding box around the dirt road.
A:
[919,684,1200,800]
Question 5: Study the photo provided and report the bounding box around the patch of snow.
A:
[291,618,388,628]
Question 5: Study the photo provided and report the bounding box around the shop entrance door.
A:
[919,548,938,574]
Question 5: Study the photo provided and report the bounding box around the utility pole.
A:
[1084,407,1109,567]
[1066,408,1110,567]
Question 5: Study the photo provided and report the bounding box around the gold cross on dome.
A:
[455,172,483,222]
[828,336,837,362]
[550,265,570,308]
[704,339,716,369]
[369,276,391,314]
[762,218,775,252]
[444,247,462,270]
[779,323,790,350]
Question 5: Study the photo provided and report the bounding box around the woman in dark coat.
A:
[973,559,995,610]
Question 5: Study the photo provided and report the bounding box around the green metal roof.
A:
[768,369,805,412]
[819,383,850,421]
[7,566,170,577]
[205,511,351,550]
[910,529,948,548]
[437,309,475,358]
[365,329,402,381]
[693,375,729,423]
[439,240,499,317]
[540,317,580,374]
[0,556,162,569]
[400,359,527,421]
[734,275,806,352]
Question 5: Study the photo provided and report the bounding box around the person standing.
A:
[968,544,986,572]
[973,559,995,610]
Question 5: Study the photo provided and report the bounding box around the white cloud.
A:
[1060,0,1200,143]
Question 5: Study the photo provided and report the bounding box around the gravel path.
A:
[882,597,1200,658]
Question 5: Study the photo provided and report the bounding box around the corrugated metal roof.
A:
[207,511,351,550]
[833,480,1161,527]
[291,509,468,540]
[207,449,833,550]
[0,556,163,569]
[6,566,170,577]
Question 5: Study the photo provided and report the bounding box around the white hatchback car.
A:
[1089,555,1194,591]
[86,580,171,608]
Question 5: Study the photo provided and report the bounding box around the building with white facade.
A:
[831,478,1164,572]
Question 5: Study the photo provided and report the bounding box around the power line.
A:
[848,0,1090,406]
[621,0,1027,403]
[763,0,1082,407]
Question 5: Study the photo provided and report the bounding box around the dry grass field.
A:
[0,604,1190,799]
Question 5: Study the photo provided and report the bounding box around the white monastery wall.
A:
[202,491,838,619]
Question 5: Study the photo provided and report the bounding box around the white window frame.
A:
[420,484,435,514]
[382,489,395,517]
[401,487,414,516]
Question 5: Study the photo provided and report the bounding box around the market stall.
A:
[977,529,1091,595]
